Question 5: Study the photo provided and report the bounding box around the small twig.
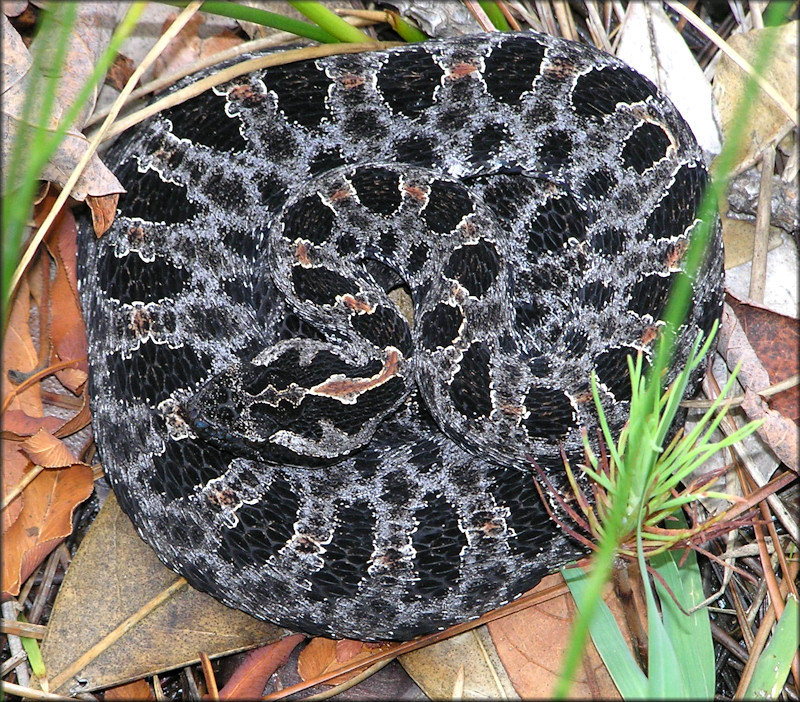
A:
[733,556,800,697]
[1,682,80,702]
[497,1,521,31]
[199,652,218,700]
[2,600,30,687]
[1,357,85,415]
[301,658,394,701]
[83,18,378,129]
[0,619,48,639]
[1,464,46,511]
[679,374,799,409]
[464,0,498,32]
[0,650,29,678]
[261,579,572,699]
[28,545,63,625]
[552,0,578,41]
[730,121,796,177]
[749,145,776,302]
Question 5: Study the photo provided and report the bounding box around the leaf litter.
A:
[2,2,798,700]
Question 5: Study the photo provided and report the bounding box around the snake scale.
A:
[77,31,724,640]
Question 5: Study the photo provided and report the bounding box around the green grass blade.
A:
[650,536,715,697]
[562,567,648,698]
[385,13,427,43]
[160,0,340,43]
[743,595,799,699]
[288,1,375,43]
[2,2,77,308]
[638,535,686,699]
[478,1,511,30]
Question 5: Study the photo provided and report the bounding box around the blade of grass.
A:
[562,567,648,698]
[160,0,340,44]
[2,2,77,315]
[478,1,511,30]
[7,2,200,306]
[650,516,714,698]
[383,11,427,43]
[2,2,146,311]
[743,595,799,699]
[638,529,686,699]
[288,1,376,43]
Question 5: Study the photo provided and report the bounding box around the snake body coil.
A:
[78,32,724,640]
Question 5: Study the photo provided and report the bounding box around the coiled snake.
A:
[78,32,724,640]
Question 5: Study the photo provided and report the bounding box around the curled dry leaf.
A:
[2,275,41,416]
[103,679,155,701]
[41,201,89,391]
[2,411,65,439]
[297,637,398,686]
[154,12,243,79]
[1,5,124,201]
[1,460,93,598]
[1,196,94,600]
[712,21,799,165]
[215,633,305,700]
[487,574,625,699]
[717,299,798,472]
[2,442,30,532]
[86,192,119,237]
[725,292,799,421]
[20,428,81,468]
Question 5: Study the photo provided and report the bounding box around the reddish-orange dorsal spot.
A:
[309,348,402,403]
[640,324,659,346]
[340,73,365,89]
[341,293,374,314]
[447,62,479,80]
[295,241,312,266]
[666,239,690,270]
[403,184,428,201]
[227,84,262,102]
[330,187,352,202]
[129,307,151,337]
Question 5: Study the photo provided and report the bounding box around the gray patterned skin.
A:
[77,32,724,641]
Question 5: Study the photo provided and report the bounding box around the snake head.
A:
[183,339,411,467]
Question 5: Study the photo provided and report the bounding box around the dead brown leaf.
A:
[298,637,396,686]
[41,495,286,695]
[718,298,799,472]
[86,191,119,237]
[725,292,799,421]
[487,573,628,699]
[154,13,243,79]
[2,410,66,439]
[1,6,124,201]
[103,679,155,700]
[2,275,42,416]
[215,634,305,700]
[43,203,89,391]
[20,428,80,468]
[1,442,30,532]
[1,461,93,598]
[713,21,798,166]
[105,53,137,92]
